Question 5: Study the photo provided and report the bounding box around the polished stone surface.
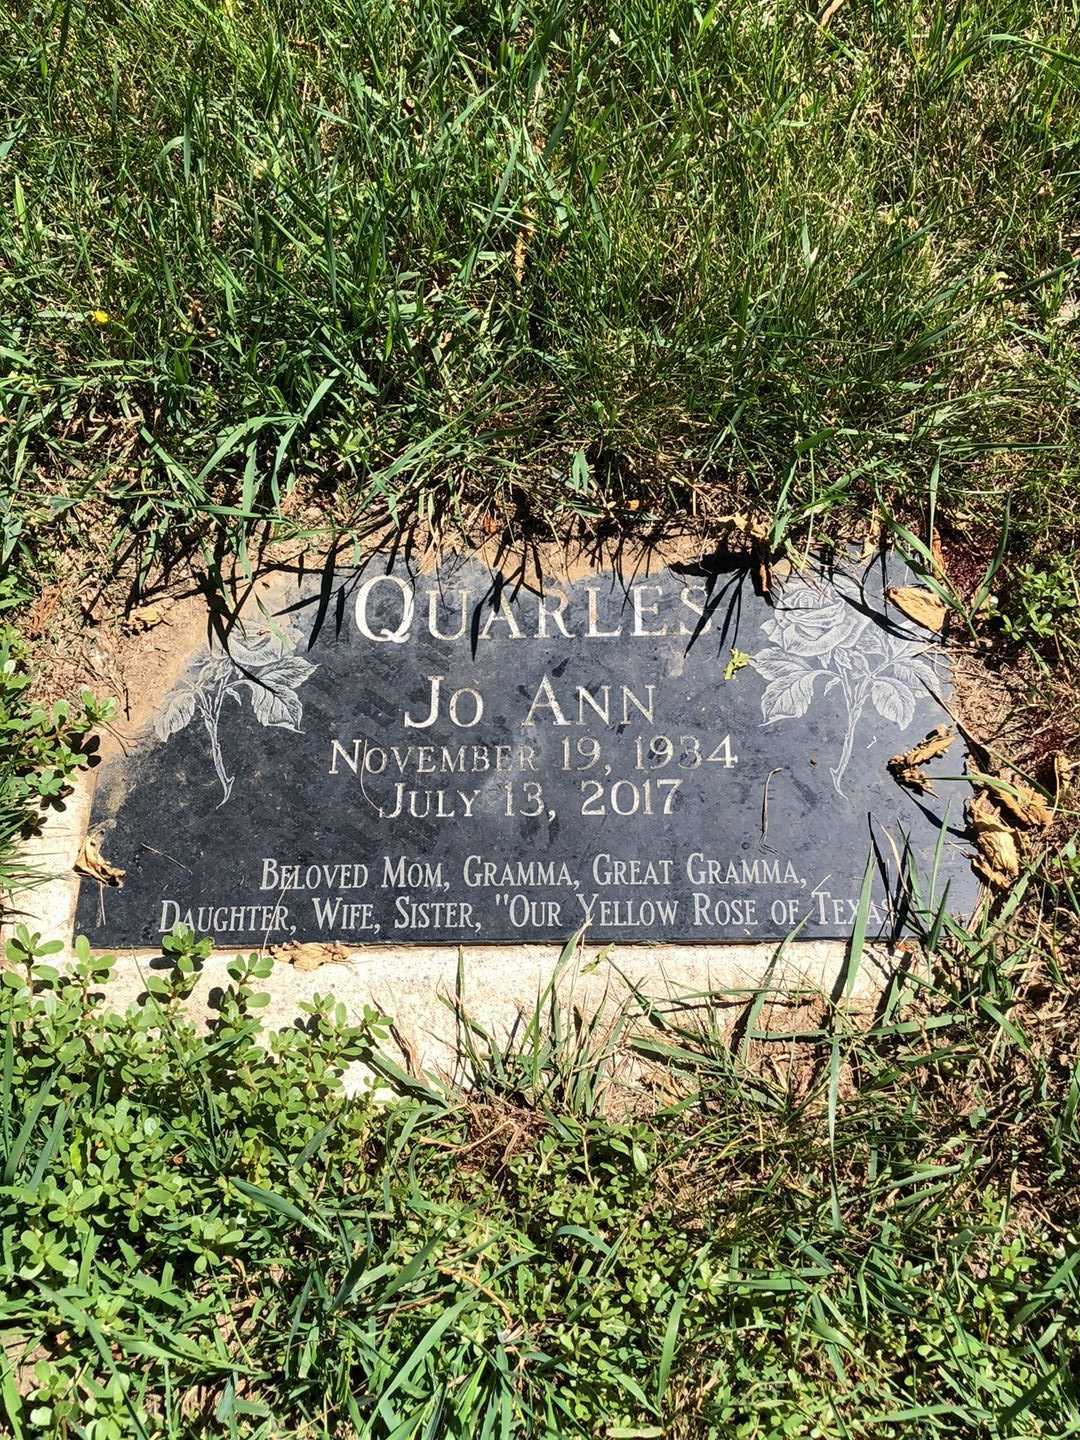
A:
[75,551,978,946]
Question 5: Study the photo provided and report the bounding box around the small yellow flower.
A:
[91,309,110,325]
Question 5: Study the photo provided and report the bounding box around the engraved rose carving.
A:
[752,578,938,796]
[153,625,316,805]
[759,589,870,658]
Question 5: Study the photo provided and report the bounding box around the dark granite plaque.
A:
[76,552,978,947]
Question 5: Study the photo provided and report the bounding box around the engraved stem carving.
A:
[199,676,235,807]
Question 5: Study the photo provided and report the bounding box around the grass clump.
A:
[0,922,1078,1438]
[1,0,1079,646]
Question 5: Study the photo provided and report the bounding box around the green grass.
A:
[2,0,1079,641]
[0,916,1078,1439]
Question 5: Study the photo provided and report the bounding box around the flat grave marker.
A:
[76,551,979,947]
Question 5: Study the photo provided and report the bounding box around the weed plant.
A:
[0,920,1078,1438]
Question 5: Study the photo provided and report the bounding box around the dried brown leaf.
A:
[754,551,773,599]
[858,519,882,562]
[715,512,771,544]
[968,789,997,827]
[886,585,948,633]
[513,205,533,286]
[967,792,1020,889]
[123,603,169,634]
[887,724,955,794]
[75,833,125,887]
[271,941,348,972]
[994,780,1053,830]
[25,585,62,640]
[892,724,955,769]
[888,762,936,795]
[1053,753,1076,804]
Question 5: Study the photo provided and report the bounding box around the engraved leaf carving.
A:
[246,655,316,731]
[871,676,916,729]
[226,635,284,669]
[859,625,888,657]
[890,655,939,693]
[751,647,814,683]
[761,671,818,724]
[154,688,197,742]
[256,654,317,690]
[250,684,304,730]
